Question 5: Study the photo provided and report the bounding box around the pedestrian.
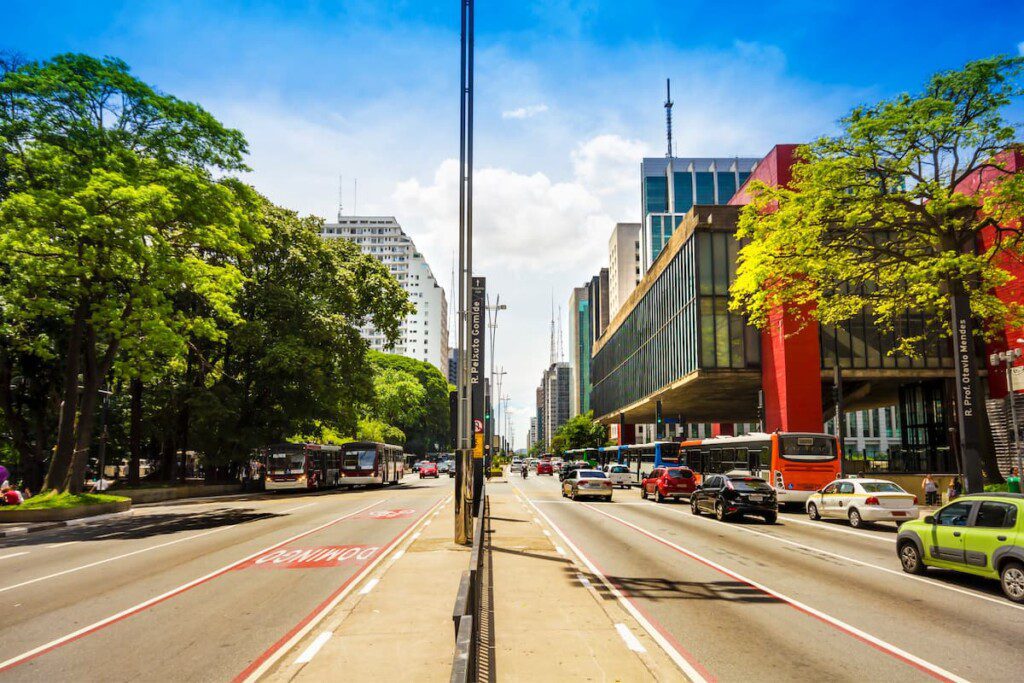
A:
[922,474,939,506]
[2,482,23,506]
[952,476,963,500]
[946,478,956,503]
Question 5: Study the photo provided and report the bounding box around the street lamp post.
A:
[486,296,507,467]
[990,345,1024,480]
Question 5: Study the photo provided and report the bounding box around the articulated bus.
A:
[263,443,342,491]
[337,441,405,487]
[677,432,841,505]
[617,442,681,483]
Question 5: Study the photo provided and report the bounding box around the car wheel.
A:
[656,489,665,504]
[571,489,577,501]
[715,501,726,521]
[898,541,927,575]
[807,502,821,520]
[848,508,864,528]
[640,487,648,500]
[691,498,701,516]
[763,512,777,524]
[1000,561,1024,603]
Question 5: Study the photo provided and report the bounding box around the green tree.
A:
[367,351,452,454]
[551,411,608,456]
[0,54,261,492]
[731,55,1024,484]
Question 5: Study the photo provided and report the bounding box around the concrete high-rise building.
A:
[447,348,458,386]
[527,417,538,451]
[535,386,545,448]
[608,223,642,318]
[567,286,591,417]
[542,362,571,448]
[588,268,610,341]
[321,216,448,373]
[640,157,760,270]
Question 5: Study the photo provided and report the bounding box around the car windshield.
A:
[860,482,903,493]
[610,466,629,474]
[422,462,434,468]
[730,478,773,492]
[578,470,606,479]
[666,468,692,479]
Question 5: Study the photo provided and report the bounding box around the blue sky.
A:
[4,1,1024,444]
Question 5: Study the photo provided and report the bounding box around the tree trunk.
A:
[129,377,143,486]
[44,304,85,492]
[66,324,101,494]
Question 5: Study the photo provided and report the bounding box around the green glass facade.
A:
[576,297,592,414]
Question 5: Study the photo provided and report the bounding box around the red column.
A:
[711,423,734,436]
[761,304,824,433]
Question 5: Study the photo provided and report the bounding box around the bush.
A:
[0,491,129,511]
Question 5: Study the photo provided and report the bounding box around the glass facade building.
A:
[640,157,759,270]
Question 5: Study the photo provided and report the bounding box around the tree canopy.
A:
[548,412,608,456]
[730,56,1024,350]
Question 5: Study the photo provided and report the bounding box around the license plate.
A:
[748,494,763,502]
[892,511,905,516]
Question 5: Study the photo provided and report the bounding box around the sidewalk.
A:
[488,480,682,681]
[0,509,133,538]
[273,497,467,683]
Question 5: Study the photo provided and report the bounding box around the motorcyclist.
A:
[521,463,528,479]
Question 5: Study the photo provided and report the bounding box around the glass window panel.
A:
[646,176,668,213]
[673,172,693,214]
[713,232,729,295]
[698,233,713,295]
[730,312,744,368]
[738,171,751,187]
[717,172,737,204]
[700,298,715,367]
[714,298,730,367]
[695,172,715,204]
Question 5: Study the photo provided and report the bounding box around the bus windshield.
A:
[343,449,377,470]
[779,436,837,462]
[269,452,306,473]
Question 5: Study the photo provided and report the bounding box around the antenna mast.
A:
[353,178,358,215]
[664,78,674,158]
[549,295,556,366]
[337,175,344,221]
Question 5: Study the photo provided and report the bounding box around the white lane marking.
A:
[294,631,333,664]
[583,503,969,683]
[576,573,592,589]
[0,552,29,561]
[391,549,405,561]
[555,546,566,556]
[533,517,541,524]
[0,498,388,674]
[513,484,709,683]
[411,531,421,540]
[45,542,77,549]
[423,520,432,527]
[359,578,380,595]
[281,502,316,514]
[93,532,125,539]
[239,494,452,682]
[542,530,551,537]
[657,504,1024,613]
[780,514,895,544]
[615,623,647,653]
[0,525,238,595]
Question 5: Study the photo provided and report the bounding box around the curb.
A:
[0,510,134,538]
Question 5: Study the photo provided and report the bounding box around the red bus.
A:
[263,443,341,491]
[337,441,405,487]
[678,432,841,505]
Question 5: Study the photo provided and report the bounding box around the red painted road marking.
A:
[0,499,385,674]
[366,509,416,520]
[240,545,380,569]
[233,495,451,682]
[580,502,968,683]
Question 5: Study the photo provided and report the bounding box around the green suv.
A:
[896,493,1024,602]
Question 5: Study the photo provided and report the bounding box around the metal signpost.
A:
[470,277,486,514]
[950,295,986,493]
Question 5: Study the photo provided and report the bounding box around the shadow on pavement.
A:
[567,566,780,604]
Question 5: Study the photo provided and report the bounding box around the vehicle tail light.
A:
[865,496,879,506]
[774,470,784,490]
[913,495,917,505]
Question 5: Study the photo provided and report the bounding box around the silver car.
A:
[561,470,614,501]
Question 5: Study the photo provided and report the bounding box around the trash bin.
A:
[1008,476,1021,494]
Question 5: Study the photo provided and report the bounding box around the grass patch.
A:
[0,490,129,511]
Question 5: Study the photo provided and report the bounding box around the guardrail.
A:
[451,489,487,682]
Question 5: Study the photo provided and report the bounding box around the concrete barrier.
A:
[115,483,243,504]
[0,498,132,523]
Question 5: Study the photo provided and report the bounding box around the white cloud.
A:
[501,104,549,119]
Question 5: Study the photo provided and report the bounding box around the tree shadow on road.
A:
[566,566,779,604]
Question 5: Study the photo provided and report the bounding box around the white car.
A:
[606,464,633,488]
[510,458,524,472]
[805,478,919,527]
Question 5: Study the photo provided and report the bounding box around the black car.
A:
[691,474,777,523]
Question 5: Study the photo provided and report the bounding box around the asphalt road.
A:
[0,476,451,682]
[512,473,1024,683]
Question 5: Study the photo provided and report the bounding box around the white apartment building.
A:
[321,216,449,373]
[608,222,642,318]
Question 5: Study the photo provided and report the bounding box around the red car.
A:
[419,462,439,478]
[641,467,696,503]
[536,461,554,475]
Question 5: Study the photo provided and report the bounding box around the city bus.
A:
[618,442,682,482]
[337,441,406,487]
[678,432,841,505]
[263,443,342,491]
[563,447,601,467]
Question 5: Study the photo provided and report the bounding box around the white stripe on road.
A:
[391,549,405,561]
[542,530,551,537]
[294,631,332,664]
[0,499,387,674]
[582,503,969,683]
[780,514,895,544]
[554,546,566,556]
[615,623,647,653]
[656,504,1024,613]
[280,502,316,514]
[512,484,710,683]
[359,578,380,595]
[0,552,29,561]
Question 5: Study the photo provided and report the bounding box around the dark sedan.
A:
[691,474,777,523]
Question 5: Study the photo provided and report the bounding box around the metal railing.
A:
[451,490,487,682]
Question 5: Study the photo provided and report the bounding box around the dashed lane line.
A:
[293,632,332,665]
[0,551,29,561]
[615,623,647,653]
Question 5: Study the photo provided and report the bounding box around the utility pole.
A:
[455,0,476,544]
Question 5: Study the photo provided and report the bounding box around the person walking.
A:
[922,474,939,507]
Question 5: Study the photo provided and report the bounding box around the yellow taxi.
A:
[805,477,919,528]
